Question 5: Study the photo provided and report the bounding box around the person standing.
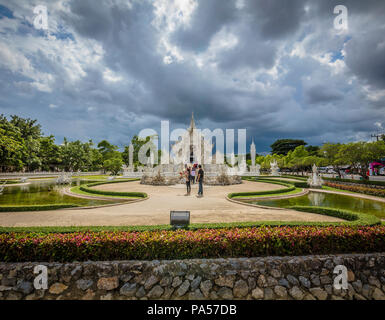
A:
[196,165,204,197]
[191,166,196,184]
[185,167,191,195]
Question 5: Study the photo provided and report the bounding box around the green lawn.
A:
[70,185,141,199]
[231,187,303,199]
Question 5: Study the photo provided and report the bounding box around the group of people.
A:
[182,164,204,197]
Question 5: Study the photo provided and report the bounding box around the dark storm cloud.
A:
[305,84,343,104]
[244,0,307,40]
[344,29,385,89]
[171,0,238,52]
[0,0,385,153]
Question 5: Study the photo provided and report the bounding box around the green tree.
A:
[97,140,119,161]
[320,143,344,178]
[10,115,41,140]
[0,118,25,171]
[39,136,61,171]
[337,141,385,180]
[129,135,158,165]
[270,139,307,155]
[103,157,123,175]
[305,145,320,156]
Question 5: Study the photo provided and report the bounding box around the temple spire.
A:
[189,112,196,131]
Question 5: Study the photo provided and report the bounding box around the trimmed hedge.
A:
[0,204,80,212]
[1,226,384,262]
[280,175,308,181]
[257,177,309,189]
[79,180,147,198]
[229,182,295,198]
[325,182,385,198]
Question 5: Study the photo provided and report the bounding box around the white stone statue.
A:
[307,164,323,188]
[56,172,72,185]
[270,160,280,176]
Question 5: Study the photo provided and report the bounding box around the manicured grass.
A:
[74,175,111,180]
[231,187,303,199]
[70,185,141,199]
[230,178,297,198]
[0,204,80,212]
[77,179,147,199]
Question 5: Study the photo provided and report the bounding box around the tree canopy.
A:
[270,139,307,155]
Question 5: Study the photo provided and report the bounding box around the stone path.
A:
[0,181,343,227]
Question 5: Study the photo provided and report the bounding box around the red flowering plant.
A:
[1,226,384,262]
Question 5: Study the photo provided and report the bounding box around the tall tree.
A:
[97,140,119,161]
[320,143,344,178]
[270,139,307,155]
[337,141,385,180]
[0,116,25,171]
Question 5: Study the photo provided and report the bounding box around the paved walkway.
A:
[0,180,343,227]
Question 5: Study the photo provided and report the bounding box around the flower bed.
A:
[1,226,384,262]
[323,177,385,188]
[325,182,385,198]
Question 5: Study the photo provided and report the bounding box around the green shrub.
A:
[280,175,308,181]
[229,186,295,198]
[292,181,308,188]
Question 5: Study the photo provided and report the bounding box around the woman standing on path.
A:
[196,165,204,197]
[191,166,196,184]
[185,167,191,195]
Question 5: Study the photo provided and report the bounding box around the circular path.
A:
[0,180,343,227]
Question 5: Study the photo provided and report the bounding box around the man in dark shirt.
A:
[196,165,204,197]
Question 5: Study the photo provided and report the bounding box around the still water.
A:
[248,191,385,219]
[0,179,121,207]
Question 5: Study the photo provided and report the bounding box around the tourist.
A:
[185,167,191,195]
[196,165,204,197]
[191,166,196,184]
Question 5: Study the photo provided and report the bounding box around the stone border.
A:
[1,253,384,300]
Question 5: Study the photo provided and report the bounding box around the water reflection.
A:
[307,192,325,207]
[0,179,121,207]
[248,191,385,219]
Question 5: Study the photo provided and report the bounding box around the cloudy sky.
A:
[0,0,384,153]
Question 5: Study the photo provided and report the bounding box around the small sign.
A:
[170,211,190,228]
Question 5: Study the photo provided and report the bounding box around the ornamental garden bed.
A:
[324,182,385,198]
[1,226,384,262]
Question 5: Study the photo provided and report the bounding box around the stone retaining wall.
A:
[0,253,384,300]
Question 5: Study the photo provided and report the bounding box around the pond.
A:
[0,179,123,207]
[247,191,385,219]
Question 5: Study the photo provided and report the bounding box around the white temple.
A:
[123,114,260,185]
